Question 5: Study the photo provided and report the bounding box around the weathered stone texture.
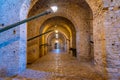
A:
[0,0,120,79]
[104,0,120,79]
[0,0,27,77]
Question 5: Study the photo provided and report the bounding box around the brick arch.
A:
[47,31,68,51]
[38,16,76,56]
[24,0,94,63]
[21,0,108,78]
[17,0,120,79]
[2,0,119,79]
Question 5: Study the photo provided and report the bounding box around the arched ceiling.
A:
[27,0,93,36]
[29,0,91,16]
[27,0,92,49]
[47,32,66,44]
[39,16,75,39]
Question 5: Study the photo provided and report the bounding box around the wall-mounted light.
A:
[50,6,58,13]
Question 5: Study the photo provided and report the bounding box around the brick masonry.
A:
[0,0,120,80]
[0,0,29,77]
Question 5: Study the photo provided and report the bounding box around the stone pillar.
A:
[0,0,30,76]
[0,27,27,77]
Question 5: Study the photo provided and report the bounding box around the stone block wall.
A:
[0,0,120,79]
[27,20,41,63]
[86,0,120,79]
[0,0,28,76]
[104,0,120,79]
[27,44,39,63]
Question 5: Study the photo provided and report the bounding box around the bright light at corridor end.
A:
[55,30,58,33]
[55,40,59,43]
[50,6,58,13]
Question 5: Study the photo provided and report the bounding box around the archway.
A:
[2,0,120,79]
[38,16,76,56]
[47,31,67,52]
[22,0,108,78]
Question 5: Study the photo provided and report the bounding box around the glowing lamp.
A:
[55,30,58,33]
[50,6,58,13]
[55,40,59,43]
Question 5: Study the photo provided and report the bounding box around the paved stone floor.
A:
[1,50,106,80]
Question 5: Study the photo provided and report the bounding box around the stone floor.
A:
[1,50,106,80]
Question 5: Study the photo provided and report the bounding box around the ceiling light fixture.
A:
[55,30,58,33]
[50,6,58,13]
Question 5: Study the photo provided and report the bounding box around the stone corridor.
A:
[1,0,120,80]
[9,50,105,80]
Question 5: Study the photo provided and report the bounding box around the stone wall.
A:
[0,0,120,79]
[86,0,120,79]
[0,0,29,77]
[104,0,120,79]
